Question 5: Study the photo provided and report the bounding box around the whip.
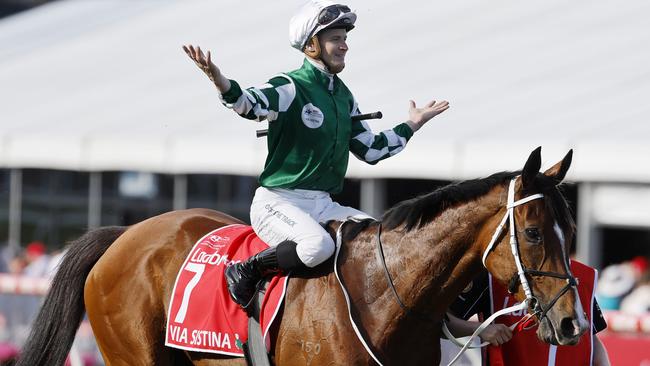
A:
[255,111,382,138]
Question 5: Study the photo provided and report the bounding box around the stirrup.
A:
[239,280,264,310]
[225,264,261,309]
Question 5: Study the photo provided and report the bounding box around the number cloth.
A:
[165,224,288,356]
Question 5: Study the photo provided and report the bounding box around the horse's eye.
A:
[524,227,542,244]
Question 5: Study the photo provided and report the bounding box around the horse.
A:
[16,147,587,366]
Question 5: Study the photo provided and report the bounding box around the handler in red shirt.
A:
[447,260,610,366]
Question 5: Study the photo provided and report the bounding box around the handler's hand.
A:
[182,44,230,93]
[479,324,513,346]
[407,99,449,132]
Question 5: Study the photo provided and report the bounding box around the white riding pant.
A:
[250,187,372,268]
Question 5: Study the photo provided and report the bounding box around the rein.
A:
[333,219,438,366]
[376,223,407,309]
[376,223,438,323]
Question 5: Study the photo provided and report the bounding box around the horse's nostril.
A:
[560,317,578,337]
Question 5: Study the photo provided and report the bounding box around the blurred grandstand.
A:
[1,1,650,365]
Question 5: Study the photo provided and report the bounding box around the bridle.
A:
[480,177,577,321]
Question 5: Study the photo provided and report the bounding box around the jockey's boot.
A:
[225,240,303,309]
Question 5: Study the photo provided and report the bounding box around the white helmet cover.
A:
[289,0,357,51]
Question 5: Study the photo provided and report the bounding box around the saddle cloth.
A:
[165,224,289,356]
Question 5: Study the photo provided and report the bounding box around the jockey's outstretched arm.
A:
[183,44,231,94]
[183,44,285,123]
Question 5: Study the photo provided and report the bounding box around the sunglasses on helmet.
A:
[317,4,351,26]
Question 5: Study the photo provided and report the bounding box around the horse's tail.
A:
[15,226,127,366]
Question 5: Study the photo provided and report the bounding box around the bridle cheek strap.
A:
[447,178,544,366]
[481,180,545,266]
[481,178,544,299]
[481,177,580,321]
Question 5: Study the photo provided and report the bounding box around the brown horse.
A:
[16,147,586,366]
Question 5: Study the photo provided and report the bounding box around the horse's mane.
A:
[381,171,518,231]
[380,171,575,236]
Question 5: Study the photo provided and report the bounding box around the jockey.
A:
[183,0,449,309]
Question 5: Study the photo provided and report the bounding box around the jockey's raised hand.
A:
[182,44,231,94]
[407,99,450,132]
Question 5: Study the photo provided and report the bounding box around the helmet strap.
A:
[304,36,321,59]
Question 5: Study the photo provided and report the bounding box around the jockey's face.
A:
[317,28,348,74]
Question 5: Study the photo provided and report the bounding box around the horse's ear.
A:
[522,146,542,189]
[543,149,573,184]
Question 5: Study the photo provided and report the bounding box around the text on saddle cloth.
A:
[165,224,289,356]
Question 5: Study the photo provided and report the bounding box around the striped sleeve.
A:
[349,118,414,165]
[219,75,295,122]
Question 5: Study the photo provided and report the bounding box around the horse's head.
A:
[483,147,588,346]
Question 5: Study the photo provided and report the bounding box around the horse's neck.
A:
[399,199,500,309]
[348,186,505,357]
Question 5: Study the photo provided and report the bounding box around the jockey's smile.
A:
[307,28,349,74]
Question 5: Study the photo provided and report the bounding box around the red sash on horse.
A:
[487,260,597,366]
[164,224,288,356]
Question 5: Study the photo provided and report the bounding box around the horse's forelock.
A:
[538,175,576,243]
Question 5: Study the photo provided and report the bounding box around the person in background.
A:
[0,245,14,273]
[22,241,50,278]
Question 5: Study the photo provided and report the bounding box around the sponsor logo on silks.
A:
[301,103,324,129]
